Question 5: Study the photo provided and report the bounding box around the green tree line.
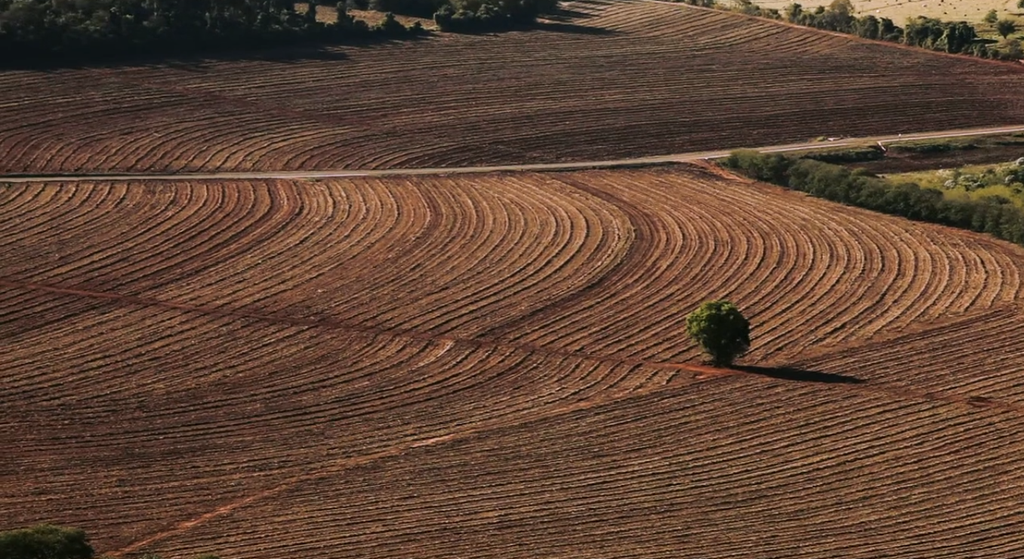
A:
[0,0,420,66]
[722,150,1024,246]
[367,0,556,32]
[682,0,1022,61]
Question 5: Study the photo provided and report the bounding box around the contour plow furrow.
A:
[472,168,1024,366]
[788,304,1024,405]
[0,282,715,553]
[2,0,1024,173]
[132,377,1024,559]
[7,161,1024,558]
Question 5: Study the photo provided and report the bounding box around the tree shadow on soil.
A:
[737,365,864,385]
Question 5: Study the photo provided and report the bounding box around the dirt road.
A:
[1,124,1022,183]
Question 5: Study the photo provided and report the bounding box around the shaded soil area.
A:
[737,365,864,384]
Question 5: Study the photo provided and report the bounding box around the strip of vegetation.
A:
[800,145,885,163]
[721,150,1024,246]
[0,524,218,559]
[675,0,1023,61]
[888,158,1024,205]
[886,139,979,154]
[0,0,424,68]
[365,0,556,31]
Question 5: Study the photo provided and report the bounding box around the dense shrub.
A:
[434,3,510,31]
[370,0,446,18]
[0,525,224,559]
[373,11,420,35]
[729,0,779,18]
[0,525,94,559]
[0,0,419,66]
[802,146,885,164]
[722,150,1024,246]
[433,0,555,32]
[776,0,1017,60]
[686,300,751,367]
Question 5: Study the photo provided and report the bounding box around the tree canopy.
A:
[685,301,751,367]
[0,524,94,559]
[997,18,1017,39]
[0,0,426,66]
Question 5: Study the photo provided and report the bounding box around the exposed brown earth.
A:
[4,167,1024,557]
[2,0,1024,174]
[7,1,1024,555]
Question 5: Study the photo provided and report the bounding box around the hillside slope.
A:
[1,0,1023,174]
[4,167,1024,557]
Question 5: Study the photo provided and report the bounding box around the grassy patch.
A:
[721,150,1024,246]
[886,159,1024,208]
[886,139,978,154]
[754,0,1024,24]
[800,146,885,164]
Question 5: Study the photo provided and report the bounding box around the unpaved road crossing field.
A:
[4,167,1024,557]
[2,0,1024,175]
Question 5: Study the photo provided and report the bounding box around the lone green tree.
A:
[0,525,94,559]
[997,18,1017,39]
[685,300,750,366]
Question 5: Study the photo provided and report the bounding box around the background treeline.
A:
[0,0,422,67]
[367,0,556,32]
[0,524,218,559]
[722,150,1024,246]
[677,0,1023,61]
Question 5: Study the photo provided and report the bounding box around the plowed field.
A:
[5,166,1024,557]
[1,0,1024,174]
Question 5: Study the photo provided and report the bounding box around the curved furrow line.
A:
[3,284,708,551]
[491,172,808,361]
[4,0,1024,173]
[0,184,135,277]
[140,376,1024,559]
[149,183,357,310]
[18,186,213,287]
[732,191,891,359]
[676,181,847,360]
[404,174,626,336]
[792,304,1024,404]
[481,173,688,355]
[211,127,344,172]
[396,178,568,333]
[8,167,1024,558]
[99,121,229,173]
[168,117,299,173]
[331,177,497,328]
[98,115,236,173]
[4,185,239,292]
[606,176,803,360]
[420,176,595,331]
[0,182,91,239]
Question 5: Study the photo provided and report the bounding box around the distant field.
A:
[5,167,1024,557]
[755,0,1022,22]
[1,0,1024,175]
[6,1,1024,556]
